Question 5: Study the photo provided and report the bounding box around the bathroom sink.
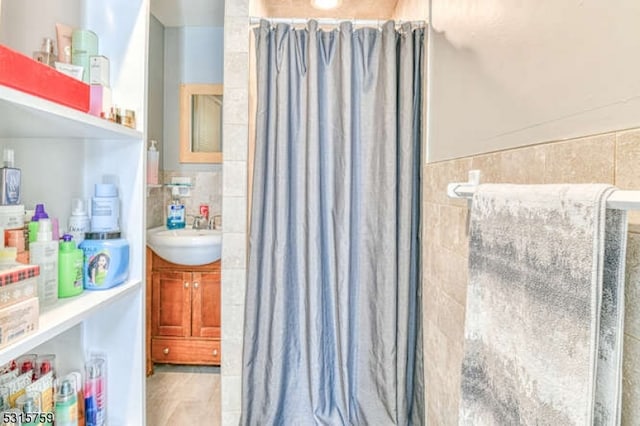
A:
[147,226,222,266]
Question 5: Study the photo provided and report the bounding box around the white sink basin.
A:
[147,226,222,266]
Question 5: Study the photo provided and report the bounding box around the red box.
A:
[0,45,90,112]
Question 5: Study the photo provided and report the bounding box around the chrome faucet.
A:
[192,215,208,230]
[209,214,222,230]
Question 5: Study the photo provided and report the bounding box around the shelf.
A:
[0,279,142,365]
[0,85,142,140]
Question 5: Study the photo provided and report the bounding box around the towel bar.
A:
[447,170,640,211]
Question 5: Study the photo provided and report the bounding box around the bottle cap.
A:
[71,198,88,216]
[149,140,158,151]
[37,218,52,242]
[31,204,49,221]
[95,183,117,197]
[2,149,14,168]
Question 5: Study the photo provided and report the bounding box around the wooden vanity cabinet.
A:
[148,250,221,369]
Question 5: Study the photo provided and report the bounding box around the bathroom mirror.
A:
[179,83,223,163]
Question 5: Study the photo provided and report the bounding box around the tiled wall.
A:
[222,0,250,425]
[145,170,222,229]
[423,127,640,424]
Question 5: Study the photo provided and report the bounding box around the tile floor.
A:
[146,364,221,425]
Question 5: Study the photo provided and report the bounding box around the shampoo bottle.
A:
[146,140,159,185]
[58,234,84,298]
[30,218,59,306]
[0,148,21,205]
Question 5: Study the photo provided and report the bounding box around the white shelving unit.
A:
[0,1,148,424]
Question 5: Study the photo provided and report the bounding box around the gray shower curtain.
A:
[242,20,424,425]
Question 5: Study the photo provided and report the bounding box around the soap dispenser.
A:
[147,140,159,185]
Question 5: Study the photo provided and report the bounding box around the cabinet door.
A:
[191,271,221,338]
[152,271,192,337]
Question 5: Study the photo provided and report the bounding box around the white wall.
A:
[148,15,164,163]
[428,0,640,161]
[163,26,224,172]
[393,0,428,20]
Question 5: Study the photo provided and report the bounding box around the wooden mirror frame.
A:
[179,83,223,163]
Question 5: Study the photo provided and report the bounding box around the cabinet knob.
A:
[193,282,199,289]
[213,349,218,357]
[163,347,170,355]
[184,282,190,288]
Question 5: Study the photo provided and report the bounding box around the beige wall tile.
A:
[498,145,546,184]
[423,158,472,206]
[224,124,250,161]
[221,374,243,411]
[224,161,248,197]
[222,411,242,426]
[221,232,247,269]
[224,17,250,54]
[225,52,249,90]
[543,133,615,184]
[222,338,244,376]
[227,0,250,17]
[223,196,248,233]
[625,232,640,339]
[623,334,640,425]
[221,268,247,306]
[436,204,469,256]
[224,87,250,126]
[615,129,640,225]
[424,320,463,425]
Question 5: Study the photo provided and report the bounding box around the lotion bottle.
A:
[30,218,59,306]
[146,140,159,185]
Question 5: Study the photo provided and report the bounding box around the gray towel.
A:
[460,184,627,425]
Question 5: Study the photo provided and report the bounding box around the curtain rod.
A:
[249,16,427,28]
[447,170,640,211]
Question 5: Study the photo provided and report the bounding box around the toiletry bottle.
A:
[30,218,59,306]
[55,376,78,426]
[28,204,49,244]
[91,184,119,232]
[33,37,56,67]
[0,148,21,205]
[16,391,42,426]
[58,234,84,298]
[166,199,185,230]
[68,199,91,245]
[67,371,85,426]
[84,358,106,426]
[146,140,159,185]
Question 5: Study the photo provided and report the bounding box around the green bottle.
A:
[58,234,83,298]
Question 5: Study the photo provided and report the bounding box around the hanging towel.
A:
[459,184,627,425]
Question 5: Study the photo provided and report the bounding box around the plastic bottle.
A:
[166,187,185,230]
[68,199,91,245]
[91,184,119,232]
[146,140,159,185]
[55,376,78,426]
[30,218,59,306]
[28,204,49,244]
[58,234,84,298]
